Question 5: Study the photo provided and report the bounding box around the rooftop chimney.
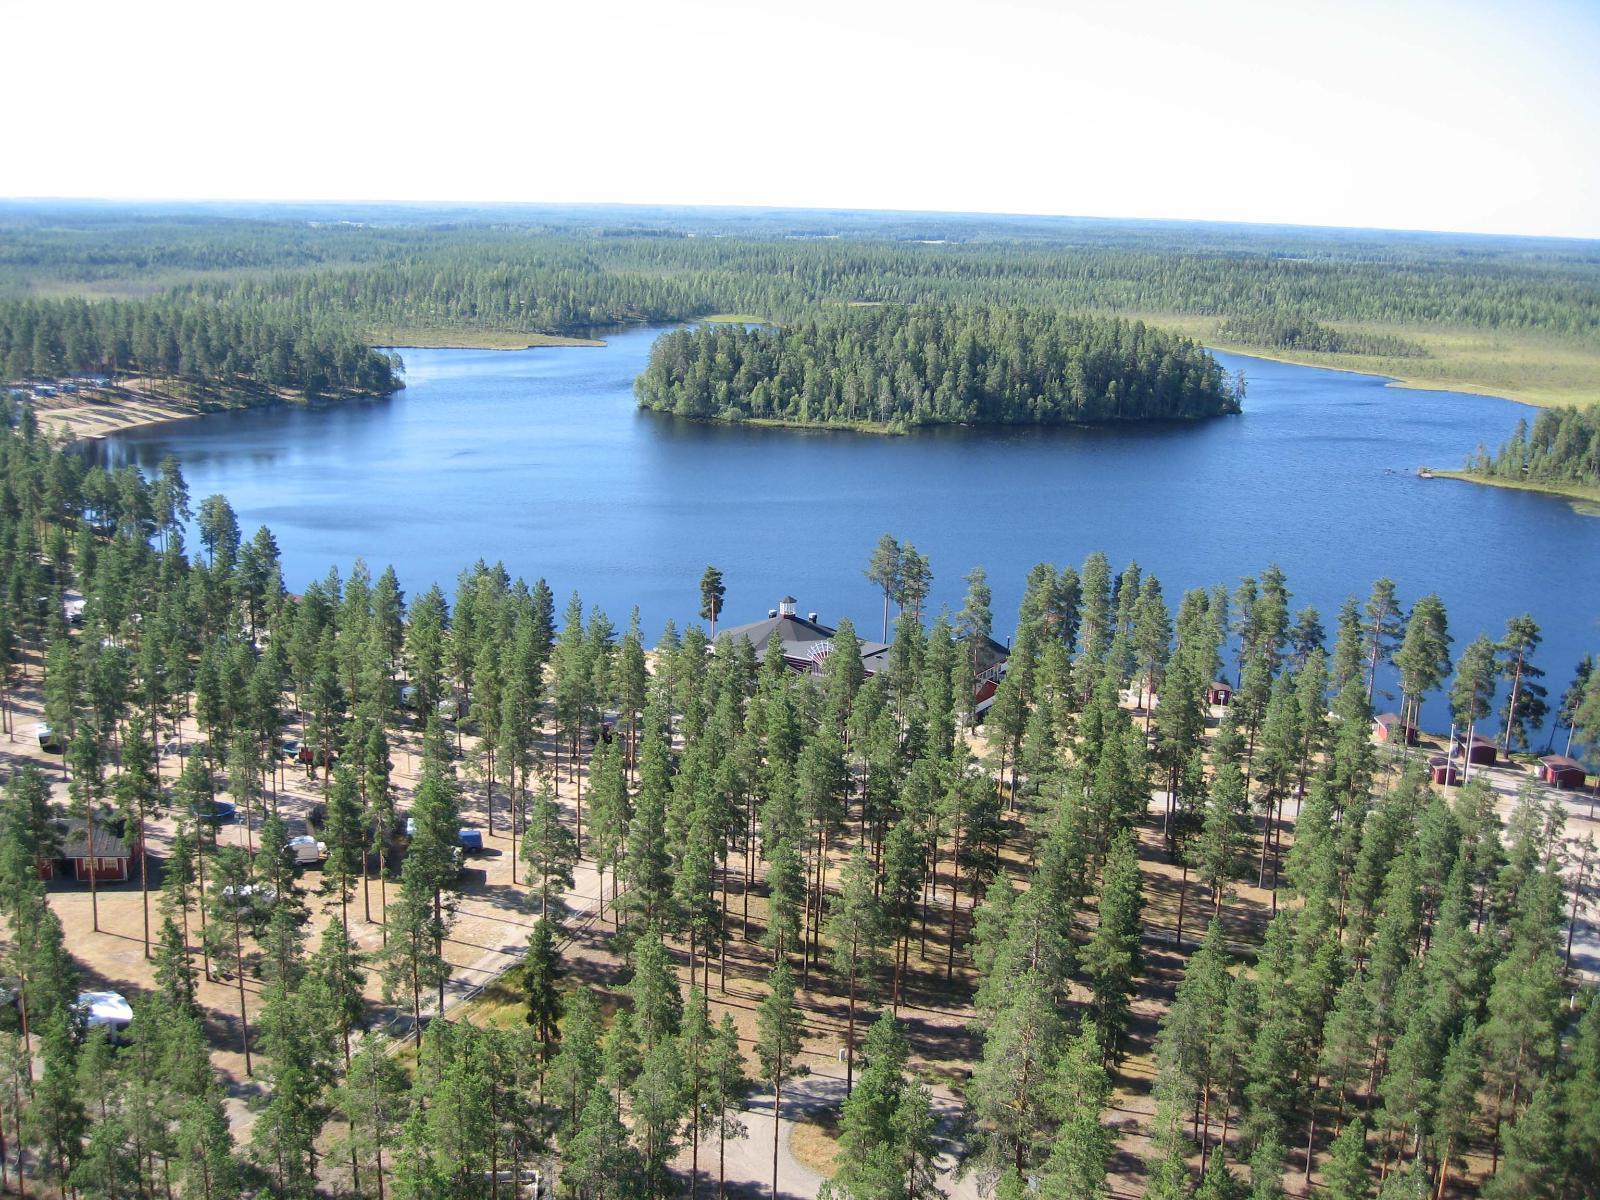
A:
[808,612,819,622]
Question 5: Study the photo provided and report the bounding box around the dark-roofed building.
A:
[1428,754,1460,787]
[716,595,890,677]
[716,595,1008,695]
[1208,680,1234,706]
[1453,733,1498,767]
[39,817,139,883]
[1539,755,1588,789]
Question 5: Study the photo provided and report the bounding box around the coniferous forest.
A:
[0,296,401,399]
[3,203,1598,410]
[0,389,1593,1199]
[633,307,1240,428]
[1463,407,1600,493]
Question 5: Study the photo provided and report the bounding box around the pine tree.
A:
[524,917,565,1073]
[826,843,888,1093]
[522,785,577,922]
[1084,829,1143,1065]
[755,961,802,1200]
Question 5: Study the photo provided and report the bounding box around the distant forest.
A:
[1465,407,1600,488]
[174,234,1599,342]
[1213,312,1429,358]
[0,297,402,398]
[2,206,1596,343]
[1,203,1596,419]
[634,306,1239,428]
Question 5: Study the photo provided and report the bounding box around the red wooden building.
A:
[37,817,139,883]
[1455,733,1498,767]
[1208,680,1234,706]
[1428,754,1460,787]
[1373,713,1418,745]
[1538,755,1588,789]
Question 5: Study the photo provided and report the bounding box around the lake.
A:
[93,326,1600,734]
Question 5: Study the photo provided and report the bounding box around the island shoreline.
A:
[1418,467,1600,508]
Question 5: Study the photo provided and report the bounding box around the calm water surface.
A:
[96,327,1600,730]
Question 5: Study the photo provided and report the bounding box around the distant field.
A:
[1133,312,1600,408]
[369,327,605,350]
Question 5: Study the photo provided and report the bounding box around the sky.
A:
[4,0,1598,239]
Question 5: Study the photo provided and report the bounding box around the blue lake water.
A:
[93,327,1600,734]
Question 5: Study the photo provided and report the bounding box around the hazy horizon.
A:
[4,0,1597,241]
[4,195,1596,246]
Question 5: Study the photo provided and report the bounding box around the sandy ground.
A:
[26,380,209,440]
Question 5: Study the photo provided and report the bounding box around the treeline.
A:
[183,234,1600,341]
[8,209,1597,340]
[1465,407,1600,489]
[0,397,1598,1197]
[0,296,402,398]
[635,306,1239,428]
[1214,311,1429,358]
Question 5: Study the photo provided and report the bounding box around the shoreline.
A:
[32,378,392,442]
[1205,344,1528,407]
[1420,467,1600,508]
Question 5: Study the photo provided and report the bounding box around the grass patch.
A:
[1122,312,1600,409]
[789,1112,844,1178]
[696,313,773,325]
[1423,468,1600,509]
[370,327,605,350]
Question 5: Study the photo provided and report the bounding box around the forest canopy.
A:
[634,306,1240,429]
[1464,406,1600,488]
[0,296,402,398]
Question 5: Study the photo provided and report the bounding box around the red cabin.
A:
[1538,755,1588,789]
[37,817,139,884]
[1373,713,1418,746]
[1428,754,1460,787]
[1208,680,1233,706]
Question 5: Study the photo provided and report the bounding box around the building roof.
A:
[1374,713,1410,728]
[1540,754,1587,771]
[51,817,131,861]
[716,600,888,671]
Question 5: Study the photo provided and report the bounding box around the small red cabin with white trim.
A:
[1208,680,1233,706]
[37,817,139,884]
[1373,713,1417,746]
[1428,754,1460,787]
[1538,755,1588,789]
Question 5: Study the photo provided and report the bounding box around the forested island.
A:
[634,306,1240,430]
[0,389,1595,1198]
[1436,407,1600,502]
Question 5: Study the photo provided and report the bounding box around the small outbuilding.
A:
[1208,680,1234,706]
[1538,755,1588,790]
[1373,713,1418,746]
[1455,733,1498,767]
[40,817,139,883]
[1428,754,1460,787]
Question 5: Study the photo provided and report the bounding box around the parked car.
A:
[458,828,484,854]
